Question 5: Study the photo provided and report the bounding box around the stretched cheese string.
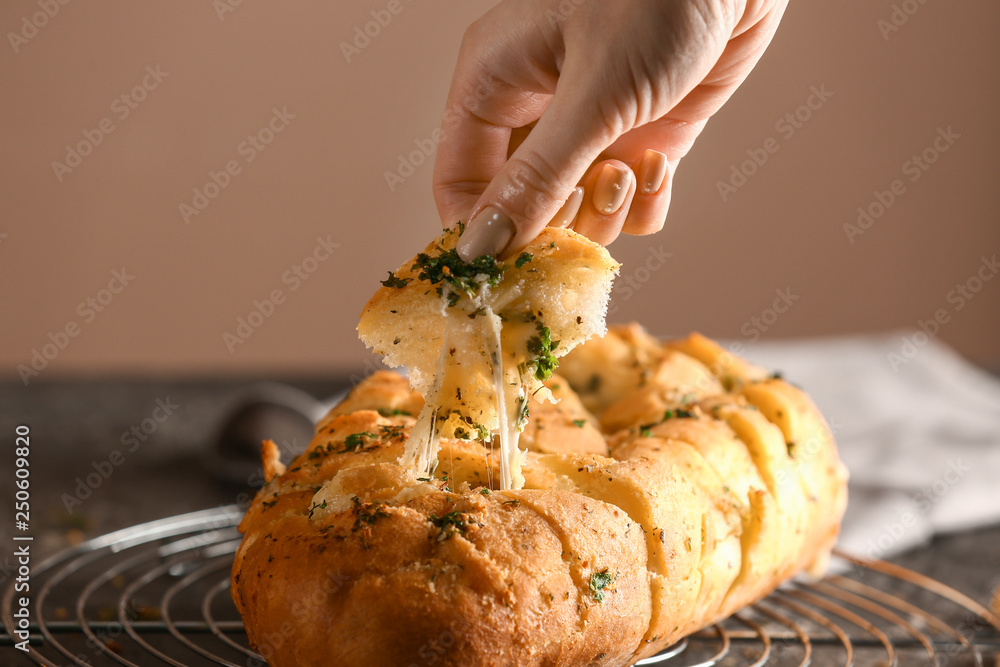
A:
[400,321,449,475]
[400,292,528,490]
[484,305,527,490]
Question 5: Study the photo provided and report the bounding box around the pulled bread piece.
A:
[232,326,849,666]
[358,226,618,488]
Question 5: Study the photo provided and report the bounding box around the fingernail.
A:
[457,206,515,260]
[592,164,631,215]
[638,149,668,195]
[551,187,584,228]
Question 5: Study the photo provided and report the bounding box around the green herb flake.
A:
[377,407,411,417]
[479,487,491,496]
[514,252,533,269]
[343,432,376,451]
[412,247,506,307]
[378,424,405,440]
[308,499,328,519]
[351,496,390,531]
[589,570,615,602]
[429,511,467,541]
[663,408,695,421]
[380,272,409,288]
[475,423,491,442]
[572,419,587,428]
[526,322,560,381]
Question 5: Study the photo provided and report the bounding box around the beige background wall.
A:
[1,0,997,379]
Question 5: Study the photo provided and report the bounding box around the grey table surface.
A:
[1,377,998,666]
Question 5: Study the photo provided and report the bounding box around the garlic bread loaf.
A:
[232,325,848,666]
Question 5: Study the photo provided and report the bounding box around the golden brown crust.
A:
[232,326,848,666]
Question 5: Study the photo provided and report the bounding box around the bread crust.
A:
[232,327,848,666]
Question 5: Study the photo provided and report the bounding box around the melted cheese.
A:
[358,228,619,492]
[401,285,539,490]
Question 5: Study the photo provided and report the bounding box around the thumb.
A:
[456,73,613,261]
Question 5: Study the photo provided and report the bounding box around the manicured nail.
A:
[457,206,515,261]
[638,149,668,194]
[551,187,584,228]
[592,164,631,215]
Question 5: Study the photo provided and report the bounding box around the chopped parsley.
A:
[380,271,409,288]
[516,396,530,430]
[572,419,586,428]
[308,499,328,519]
[378,424,405,440]
[412,247,505,306]
[526,322,560,381]
[663,408,695,420]
[377,407,411,417]
[474,422,491,441]
[343,432,376,451]
[479,487,491,496]
[514,252,533,268]
[429,511,467,541]
[589,570,615,602]
[351,496,390,531]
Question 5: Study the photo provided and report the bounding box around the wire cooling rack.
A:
[3,505,999,666]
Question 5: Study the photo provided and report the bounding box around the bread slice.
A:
[358,226,618,488]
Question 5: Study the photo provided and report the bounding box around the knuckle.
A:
[500,152,571,222]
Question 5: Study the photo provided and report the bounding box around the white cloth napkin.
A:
[735,331,1000,560]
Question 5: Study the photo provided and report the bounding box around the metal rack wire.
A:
[3,505,999,666]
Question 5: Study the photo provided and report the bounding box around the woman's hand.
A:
[432,0,787,260]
